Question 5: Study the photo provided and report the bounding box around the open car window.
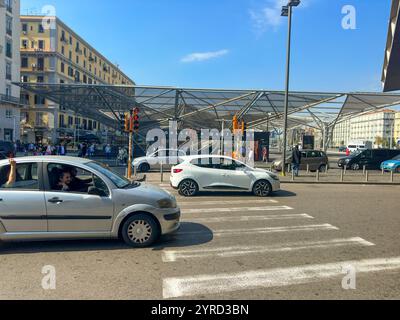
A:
[0,162,39,190]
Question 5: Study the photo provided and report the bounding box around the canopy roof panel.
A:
[15,83,400,131]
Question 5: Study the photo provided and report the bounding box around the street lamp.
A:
[281,0,301,176]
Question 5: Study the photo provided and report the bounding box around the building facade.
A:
[20,15,135,144]
[0,0,21,142]
[395,112,400,145]
[332,110,396,148]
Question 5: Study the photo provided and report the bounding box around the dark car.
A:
[338,149,400,170]
[274,150,329,172]
[0,141,15,157]
[0,152,6,160]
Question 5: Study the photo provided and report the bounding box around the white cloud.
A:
[181,50,229,63]
[250,0,311,35]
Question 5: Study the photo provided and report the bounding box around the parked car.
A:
[134,149,187,173]
[346,141,373,153]
[338,149,400,170]
[338,146,347,152]
[0,156,180,248]
[273,150,329,172]
[381,154,400,173]
[170,155,280,197]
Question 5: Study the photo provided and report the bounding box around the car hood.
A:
[382,160,400,165]
[113,183,175,208]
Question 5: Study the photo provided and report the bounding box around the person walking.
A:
[291,145,302,177]
[105,144,112,160]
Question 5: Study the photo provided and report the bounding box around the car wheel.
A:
[178,179,199,197]
[319,164,327,172]
[121,214,160,248]
[253,180,272,197]
[139,163,150,173]
[351,163,360,171]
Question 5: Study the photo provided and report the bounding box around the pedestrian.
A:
[262,147,268,163]
[292,145,302,177]
[59,143,66,156]
[105,144,112,160]
[81,143,88,158]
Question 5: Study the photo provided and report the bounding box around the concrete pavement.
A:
[0,183,399,300]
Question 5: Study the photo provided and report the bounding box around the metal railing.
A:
[0,94,22,105]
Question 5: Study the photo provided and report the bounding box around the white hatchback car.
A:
[134,149,187,173]
[170,155,280,197]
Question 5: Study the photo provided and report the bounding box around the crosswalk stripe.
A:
[182,214,314,224]
[176,224,339,238]
[162,237,374,262]
[182,206,293,214]
[178,199,279,206]
[163,256,400,298]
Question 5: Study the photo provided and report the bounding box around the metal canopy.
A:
[14,83,400,132]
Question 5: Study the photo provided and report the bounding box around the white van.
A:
[347,141,372,153]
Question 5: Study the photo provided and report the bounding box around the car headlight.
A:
[157,198,177,209]
[388,163,395,167]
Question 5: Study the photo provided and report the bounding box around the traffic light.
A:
[124,113,130,132]
[133,108,139,132]
[233,115,239,131]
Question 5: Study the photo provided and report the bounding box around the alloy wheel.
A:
[253,181,272,197]
[180,180,198,197]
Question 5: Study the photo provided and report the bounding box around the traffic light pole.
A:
[127,110,134,179]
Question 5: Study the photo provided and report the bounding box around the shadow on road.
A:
[0,223,213,255]
[271,190,297,198]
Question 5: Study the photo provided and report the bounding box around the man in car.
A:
[55,169,73,192]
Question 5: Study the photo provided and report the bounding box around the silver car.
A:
[0,156,180,248]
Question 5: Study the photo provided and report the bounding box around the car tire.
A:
[139,163,150,173]
[178,179,199,197]
[253,180,272,197]
[351,163,360,171]
[121,214,160,248]
[319,164,327,172]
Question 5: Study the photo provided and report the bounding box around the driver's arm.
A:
[5,159,17,187]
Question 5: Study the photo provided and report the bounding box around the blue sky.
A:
[21,0,391,92]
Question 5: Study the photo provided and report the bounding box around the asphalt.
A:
[0,183,399,300]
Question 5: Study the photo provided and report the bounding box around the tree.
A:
[375,136,383,148]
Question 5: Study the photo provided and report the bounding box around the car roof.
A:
[181,155,236,161]
[0,156,92,165]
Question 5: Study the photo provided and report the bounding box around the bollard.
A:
[344,166,347,176]
[291,168,295,181]
[133,164,137,177]
[307,164,310,174]
[365,170,369,183]
[340,169,344,182]
[160,162,164,183]
[391,171,394,183]
[325,165,329,174]
[316,170,320,182]
[363,165,366,175]
[382,168,385,175]
[288,164,291,173]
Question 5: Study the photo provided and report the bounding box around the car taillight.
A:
[173,169,183,174]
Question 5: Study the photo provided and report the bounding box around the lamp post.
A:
[281,0,301,176]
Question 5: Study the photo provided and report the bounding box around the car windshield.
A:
[86,162,137,189]
[392,155,400,161]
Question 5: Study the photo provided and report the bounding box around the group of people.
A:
[25,142,67,156]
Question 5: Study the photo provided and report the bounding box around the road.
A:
[0,183,399,300]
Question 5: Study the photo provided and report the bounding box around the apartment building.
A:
[395,112,400,145]
[20,15,135,144]
[332,110,396,148]
[0,0,21,142]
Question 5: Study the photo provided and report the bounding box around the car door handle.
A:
[48,198,63,204]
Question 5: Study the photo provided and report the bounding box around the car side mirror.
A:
[88,187,106,197]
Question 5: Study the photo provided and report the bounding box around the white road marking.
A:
[183,214,314,224]
[178,199,279,206]
[163,256,400,298]
[162,237,375,262]
[177,224,339,238]
[183,206,293,214]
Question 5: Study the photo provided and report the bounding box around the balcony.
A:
[60,36,68,43]
[6,28,12,37]
[0,94,21,106]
